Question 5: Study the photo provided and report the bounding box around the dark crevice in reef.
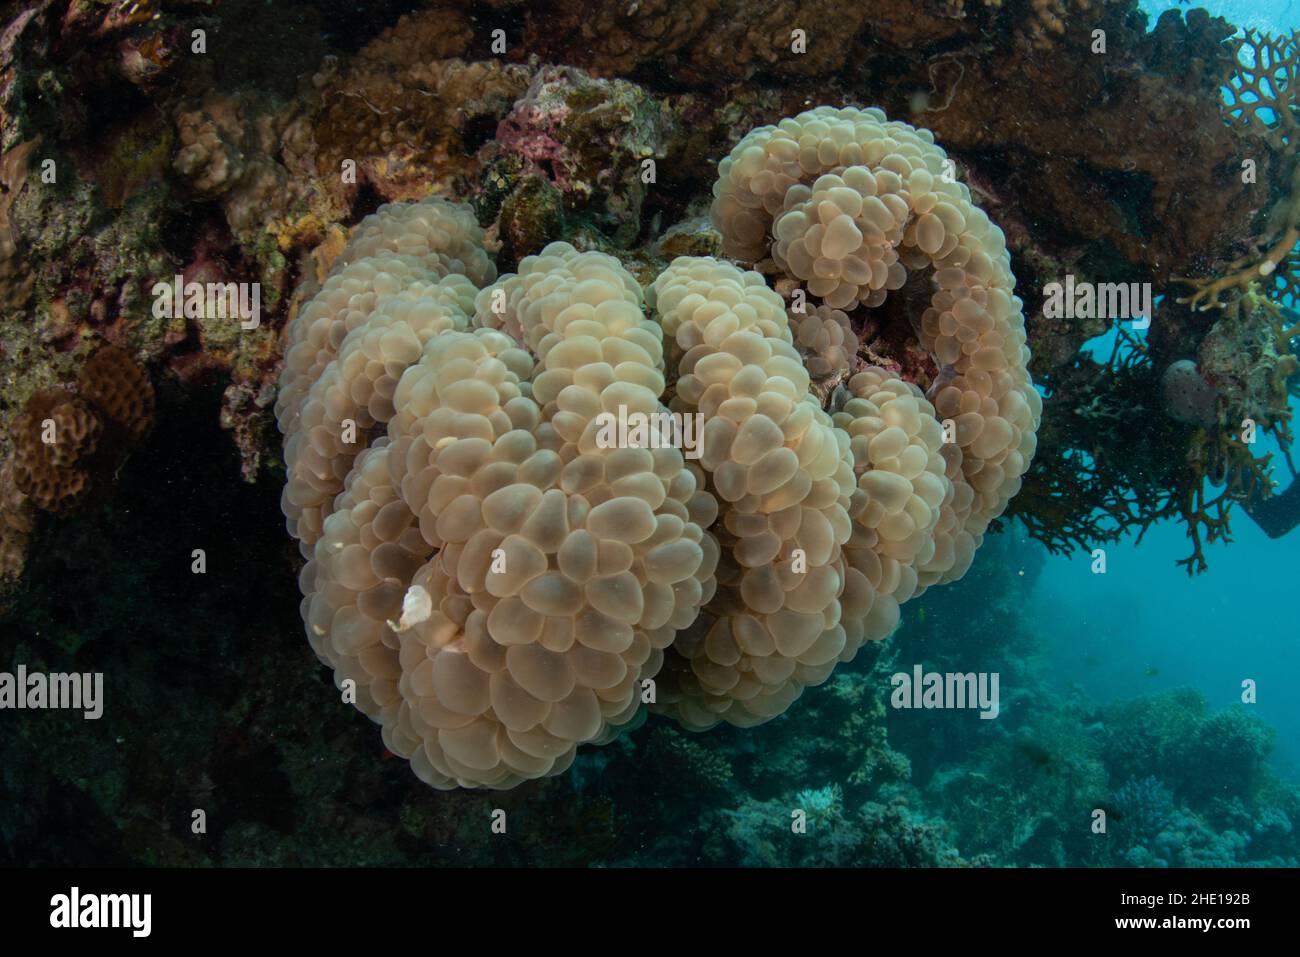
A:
[349,177,386,226]
[0,383,310,864]
[159,201,228,262]
[1083,162,1158,245]
[0,775,130,867]
[469,0,527,55]
[210,730,299,841]
[2,379,298,669]
[63,81,155,158]
[312,0,430,54]
[460,111,502,154]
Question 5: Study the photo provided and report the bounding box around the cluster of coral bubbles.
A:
[276,107,1041,789]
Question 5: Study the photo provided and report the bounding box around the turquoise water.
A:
[1027,0,1300,780]
[1034,464,1300,777]
[1145,0,1298,35]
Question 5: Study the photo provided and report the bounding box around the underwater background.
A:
[1041,0,1300,780]
[0,0,1297,867]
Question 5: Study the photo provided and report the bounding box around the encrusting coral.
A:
[279,106,1039,788]
[0,344,154,583]
[0,458,33,580]
[8,345,153,515]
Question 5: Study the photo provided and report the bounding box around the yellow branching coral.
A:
[279,106,1040,788]
[1175,286,1299,573]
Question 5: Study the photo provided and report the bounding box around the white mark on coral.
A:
[388,584,432,633]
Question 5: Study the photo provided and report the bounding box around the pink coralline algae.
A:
[496,104,574,191]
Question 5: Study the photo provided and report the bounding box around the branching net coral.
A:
[279,106,1039,788]
[1222,29,1298,150]
[1181,30,1300,311]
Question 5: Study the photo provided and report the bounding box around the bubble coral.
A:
[276,198,495,552]
[790,303,856,380]
[279,106,1039,789]
[281,199,718,788]
[662,105,1040,727]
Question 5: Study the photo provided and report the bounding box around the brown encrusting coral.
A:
[311,7,528,203]
[78,344,156,442]
[11,389,102,513]
[0,457,33,579]
[2,345,154,578]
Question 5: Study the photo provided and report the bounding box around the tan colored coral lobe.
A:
[10,345,155,517]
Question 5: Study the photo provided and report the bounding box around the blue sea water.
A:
[1022,0,1300,780]
[1144,0,1298,35]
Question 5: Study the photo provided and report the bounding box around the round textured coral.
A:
[12,390,102,513]
[3,343,153,579]
[78,345,155,442]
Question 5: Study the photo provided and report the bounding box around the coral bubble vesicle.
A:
[278,106,1039,789]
